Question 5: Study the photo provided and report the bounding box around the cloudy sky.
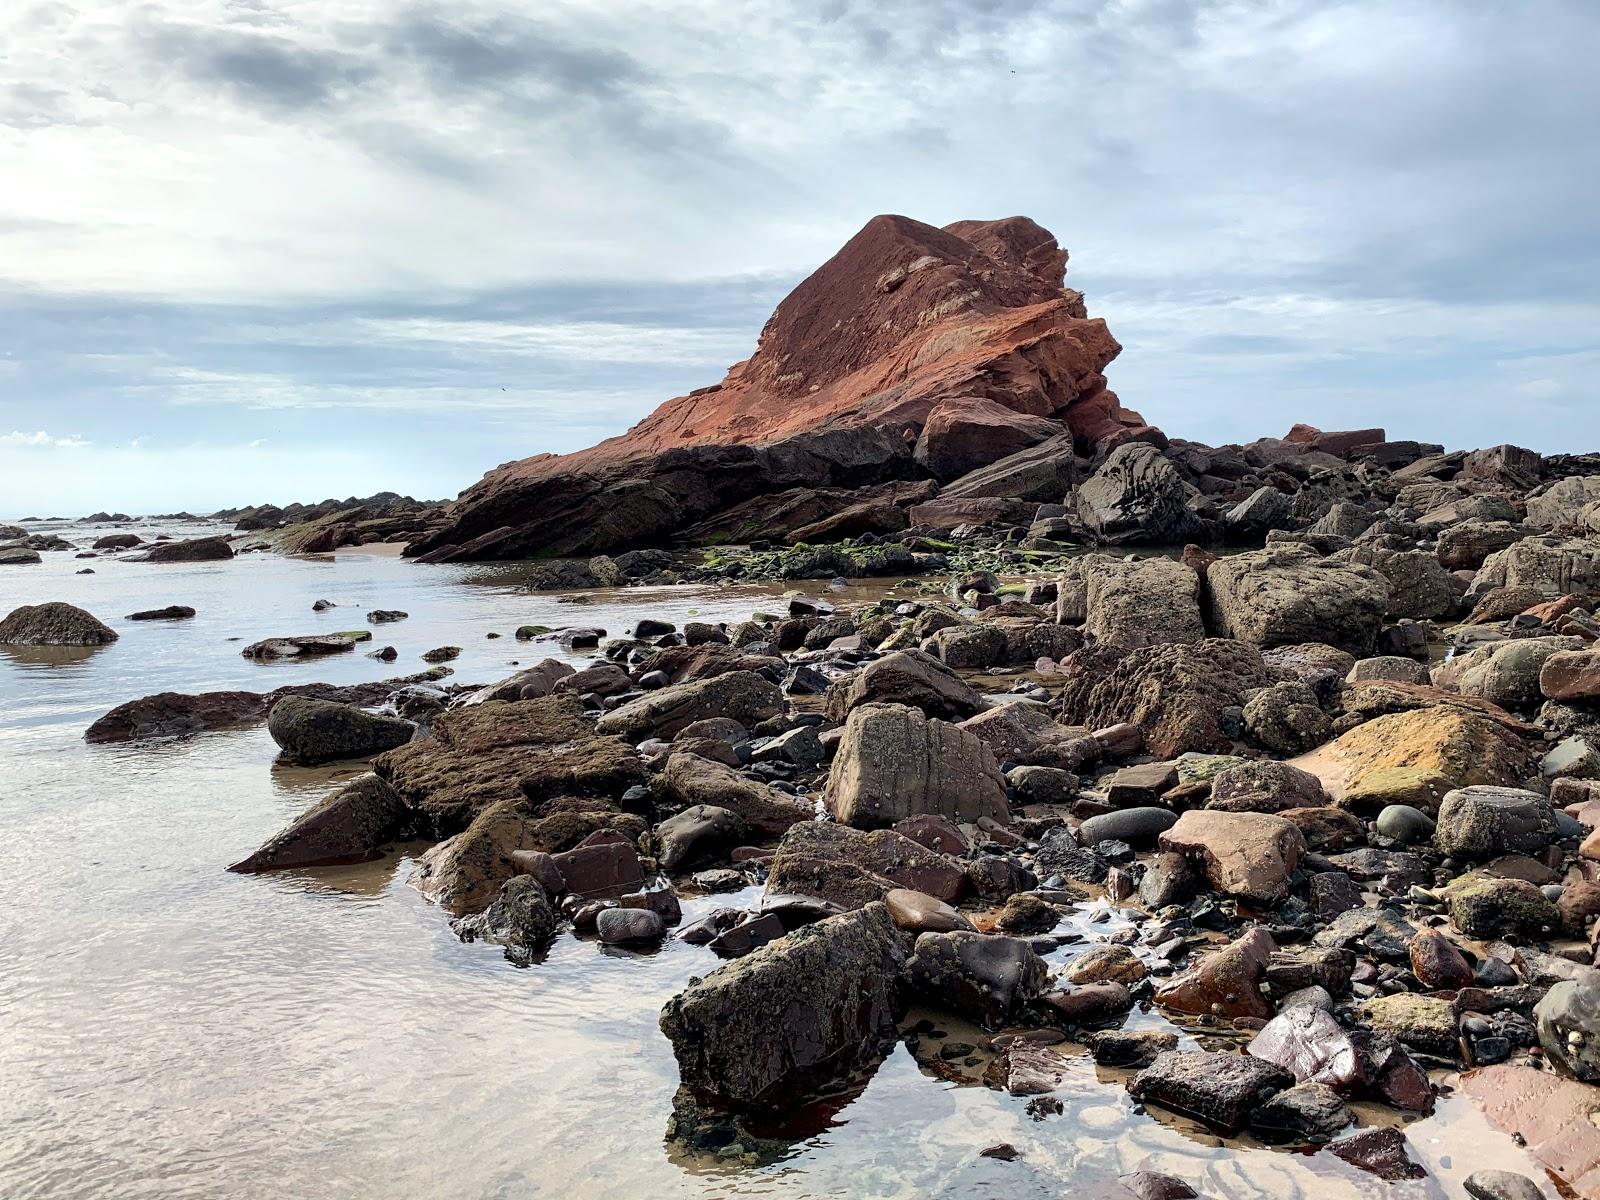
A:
[2,0,1597,515]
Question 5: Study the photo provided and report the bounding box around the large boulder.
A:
[0,602,118,646]
[376,695,644,835]
[134,536,234,563]
[1291,707,1535,801]
[85,689,268,742]
[1076,443,1196,544]
[1432,636,1585,709]
[1434,786,1559,859]
[1056,639,1278,757]
[1159,810,1305,903]
[229,774,413,872]
[958,702,1092,770]
[658,902,910,1112]
[826,704,1008,829]
[1471,536,1600,603]
[823,649,981,722]
[1340,546,1459,620]
[1527,477,1600,529]
[597,671,783,741]
[265,696,415,765]
[1205,546,1388,654]
[1082,555,1205,648]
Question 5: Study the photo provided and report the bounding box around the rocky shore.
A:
[12,212,1600,1194]
[17,479,1596,1194]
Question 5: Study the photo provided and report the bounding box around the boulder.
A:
[1433,636,1584,708]
[1471,535,1600,603]
[1077,443,1195,544]
[658,902,910,1112]
[651,753,812,836]
[1056,639,1279,757]
[1248,1005,1363,1090]
[1081,555,1205,648]
[1155,928,1277,1021]
[959,703,1092,771]
[1205,546,1388,654]
[596,907,666,944]
[85,689,268,742]
[1159,810,1305,903]
[597,671,783,741]
[452,874,557,961]
[822,649,981,722]
[229,774,412,872]
[265,696,415,765]
[1248,1083,1353,1144]
[134,535,234,562]
[0,601,118,646]
[126,605,195,621]
[1291,707,1534,801]
[1527,476,1600,528]
[904,930,1048,1029]
[1445,874,1560,940]
[655,805,747,871]
[1356,993,1460,1058]
[1208,760,1327,814]
[1542,650,1600,702]
[913,395,1062,481]
[468,659,576,703]
[1342,546,1458,620]
[1241,680,1332,756]
[939,434,1082,503]
[884,888,973,934]
[826,703,1008,829]
[1127,1051,1293,1134]
[764,822,966,909]
[376,695,644,834]
[1536,968,1600,1083]
[1434,786,1559,859]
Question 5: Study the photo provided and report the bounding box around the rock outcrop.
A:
[406,215,1151,561]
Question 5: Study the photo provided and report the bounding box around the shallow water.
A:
[0,520,1558,1198]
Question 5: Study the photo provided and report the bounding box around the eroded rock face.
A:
[0,601,118,646]
[408,215,1147,561]
[1076,444,1195,544]
[1206,546,1388,655]
[1292,707,1534,800]
[659,902,910,1113]
[826,704,1009,830]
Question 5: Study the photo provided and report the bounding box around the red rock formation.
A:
[409,214,1152,561]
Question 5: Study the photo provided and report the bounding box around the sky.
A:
[2,0,1597,516]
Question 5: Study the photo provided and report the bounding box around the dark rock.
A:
[229,774,411,872]
[905,930,1048,1030]
[126,605,195,621]
[266,696,414,765]
[0,601,118,646]
[1127,1050,1293,1133]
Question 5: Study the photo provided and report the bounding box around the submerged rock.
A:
[452,874,557,962]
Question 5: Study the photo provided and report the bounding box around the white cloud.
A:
[0,430,89,448]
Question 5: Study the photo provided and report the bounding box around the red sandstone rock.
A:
[408,215,1151,561]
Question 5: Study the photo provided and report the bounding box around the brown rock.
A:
[1159,810,1305,903]
[1409,929,1475,990]
[1291,706,1534,801]
[825,703,1009,829]
[1154,928,1277,1020]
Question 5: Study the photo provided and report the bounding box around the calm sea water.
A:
[0,520,1554,1199]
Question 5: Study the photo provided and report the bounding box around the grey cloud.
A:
[141,24,376,111]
